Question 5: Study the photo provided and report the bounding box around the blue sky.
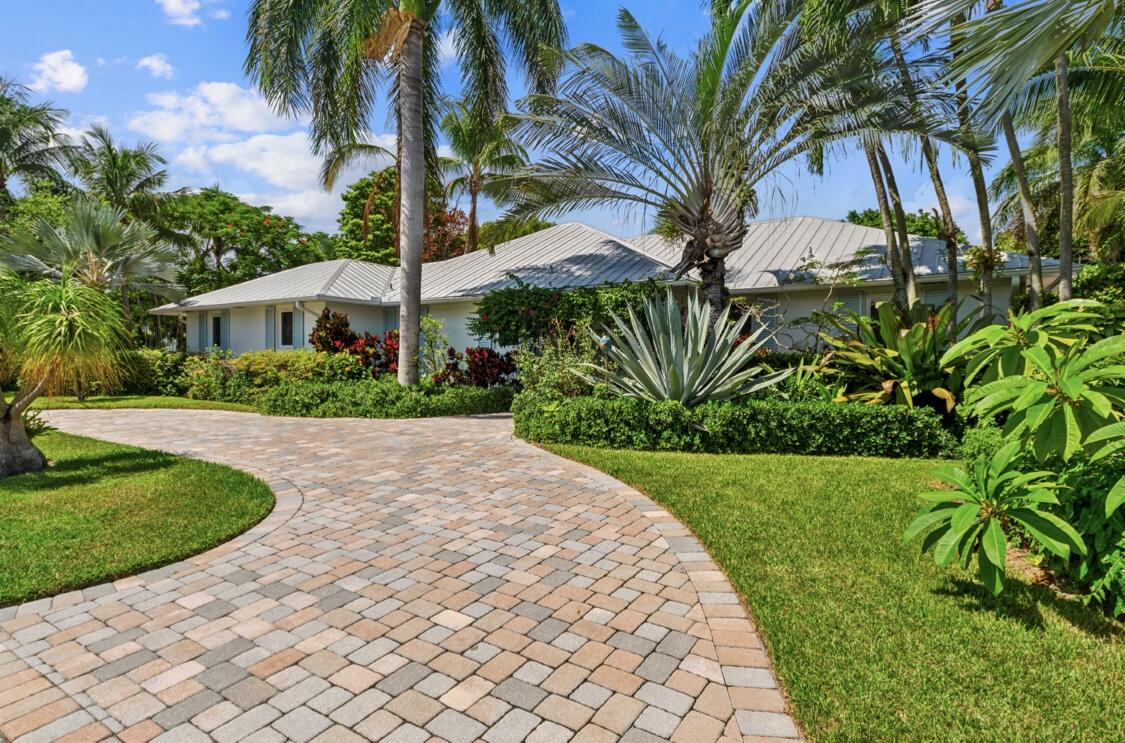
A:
[2,0,988,241]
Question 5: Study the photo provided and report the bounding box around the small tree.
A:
[0,271,127,476]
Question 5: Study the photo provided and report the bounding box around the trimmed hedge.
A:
[258,379,517,419]
[512,392,958,458]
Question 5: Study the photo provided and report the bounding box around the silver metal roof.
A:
[155,222,674,314]
[629,216,1055,292]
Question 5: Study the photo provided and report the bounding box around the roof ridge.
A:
[319,258,353,296]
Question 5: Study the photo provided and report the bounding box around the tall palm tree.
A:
[0,200,180,324]
[0,269,127,476]
[919,0,1125,300]
[69,126,184,239]
[440,101,526,254]
[501,2,902,323]
[0,78,72,217]
[245,0,566,385]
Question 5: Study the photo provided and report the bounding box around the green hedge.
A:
[259,379,517,419]
[184,350,368,405]
[118,349,189,396]
[512,392,958,458]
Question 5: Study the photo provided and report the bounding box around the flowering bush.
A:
[433,346,517,387]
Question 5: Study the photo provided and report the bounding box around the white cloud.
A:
[208,132,324,190]
[238,189,341,229]
[127,81,295,142]
[173,145,211,173]
[137,53,175,79]
[29,50,88,93]
[438,31,458,66]
[157,0,202,26]
[209,8,231,20]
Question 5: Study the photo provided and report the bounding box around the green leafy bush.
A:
[515,325,598,398]
[589,291,791,407]
[468,278,661,346]
[184,350,367,404]
[1075,262,1125,305]
[959,423,1004,463]
[119,349,189,396]
[258,378,516,418]
[512,391,957,458]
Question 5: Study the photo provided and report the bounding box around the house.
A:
[155,217,1056,352]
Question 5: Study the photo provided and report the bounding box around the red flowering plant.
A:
[433,346,516,387]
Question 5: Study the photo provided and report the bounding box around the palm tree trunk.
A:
[1001,113,1045,309]
[467,186,479,255]
[889,38,957,321]
[396,23,425,385]
[955,80,995,319]
[1056,53,1074,300]
[864,142,907,308]
[876,144,918,305]
[698,255,727,327]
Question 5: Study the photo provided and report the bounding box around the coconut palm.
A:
[440,101,526,254]
[0,78,72,215]
[69,126,184,240]
[501,2,909,323]
[245,0,567,385]
[0,200,180,324]
[917,0,1125,300]
[0,269,127,476]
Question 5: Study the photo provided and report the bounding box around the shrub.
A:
[184,350,366,404]
[515,326,597,397]
[959,423,1004,463]
[309,307,358,352]
[308,307,400,377]
[258,378,516,418]
[432,347,517,387]
[512,392,957,458]
[119,349,189,396]
[468,277,662,346]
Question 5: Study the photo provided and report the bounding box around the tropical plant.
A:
[477,216,554,253]
[1,200,180,322]
[903,441,1087,596]
[246,0,566,385]
[941,298,1105,386]
[1083,422,1125,518]
[964,334,1125,462]
[0,270,128,476]
[501,2,903,324]
[0,78,72,214]
[69,126,184,240]
[819,300,980,412]
[440,100,526,254]
[586,290,791,408]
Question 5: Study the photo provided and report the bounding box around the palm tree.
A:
[440,101,526,254]
[0,78,72,217]
[245,0,566,385]
[498,3,911,322]
[69,126,184,240]
[920,0,1125,300]
[0,200,180,324]
[0,270,127,476]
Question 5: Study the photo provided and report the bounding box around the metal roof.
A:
[156,216,1057,315]
[629,216,1055,292]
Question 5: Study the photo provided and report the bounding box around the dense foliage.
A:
[259,378,516,419]
[846,208,968,243]
[183,350,367,405]
[468,278,661,346]
[512,391,956,458]
[432,347,517,387]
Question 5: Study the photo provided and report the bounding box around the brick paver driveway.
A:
[1,410,799,742]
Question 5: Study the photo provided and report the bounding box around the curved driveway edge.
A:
[1,410,800,742]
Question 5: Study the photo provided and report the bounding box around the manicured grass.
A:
[0,432,274,606]
[32,395,256,412]
[547,445,1125,742]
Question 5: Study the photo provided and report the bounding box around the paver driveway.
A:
[1,410,799,742]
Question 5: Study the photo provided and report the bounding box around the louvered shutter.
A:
[265,306,276,349]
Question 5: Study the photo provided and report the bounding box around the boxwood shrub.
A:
[512,392,958,458]
[259,378,517,419]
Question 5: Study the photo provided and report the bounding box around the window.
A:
[280,311,294,346]
[211,315,222,348]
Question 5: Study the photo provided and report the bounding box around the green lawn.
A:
[32,395,256,412]
[0,432,274,606]
[547,445,1125,743]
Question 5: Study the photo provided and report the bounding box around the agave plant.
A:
[819,300,982,412]
[941,299,1104,386]
[583,291,791,408]
[965,334,1125,462]
[903,442,1087,596]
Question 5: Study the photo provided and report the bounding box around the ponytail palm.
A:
[501,3,903,324]
[245,0,566,385]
